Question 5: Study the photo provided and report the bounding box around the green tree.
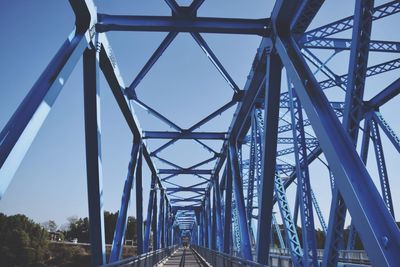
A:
[0,213,49,267]
[41,220,58,232]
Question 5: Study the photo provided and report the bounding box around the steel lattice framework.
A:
[0,0,400,266]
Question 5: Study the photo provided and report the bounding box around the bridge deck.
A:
[158,247,209,267]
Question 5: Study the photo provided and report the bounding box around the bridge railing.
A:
[101,245,179,267]
[191,245,267,267]
[269,247,370,265]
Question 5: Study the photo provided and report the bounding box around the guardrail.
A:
[192,245,267,267]
[269,247,370,265]
[101,245,179,267]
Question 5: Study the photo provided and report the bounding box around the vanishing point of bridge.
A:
[1,0,400,266]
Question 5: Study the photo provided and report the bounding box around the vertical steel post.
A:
[223,152,233,254]
[143,175,156,252]
[324,0,374,264]
[370,116,395,217]
[212,193,217,250]
[213,175,224,251]
[83,46,106,266]
[152,187,158,250]
[157,189,165,248]
[289,85,318,266]
[110,143,140,261]
[136,145,143,254]
[229,144,253,260]
[206,190,212,248]
[256,49,282,264]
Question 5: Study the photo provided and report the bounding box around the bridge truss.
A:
[0,0,400,266]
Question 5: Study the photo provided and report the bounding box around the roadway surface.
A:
[158,247,210,267]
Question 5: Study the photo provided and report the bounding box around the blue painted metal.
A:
[275,24,400,267]
[372,111,400,153]
[83,46,106,266]
[126,32,177,97]
[152,187,158,250]
[223,152,233,254]
[288,84,318,266]
[206,190,212,249]
[143,131,227,140]
[367,78,400,109]
[191,33,240,93]
[110,143,140,262]
[213,175,224,252]
[310,189,327,234]
[157,189,165,248]
[0,0,94,199]
[304,38,400,53]
[143,175,156,253]
[229,144,252,260]
[256,49,282,264]
[274,174,303,266]
[325,0,374,263]
[135,146,143,255]
[300,0,400,43]
[96,14,271,36]
[370,117,395,217]
[2,1,400,266]
[272,213,285,249]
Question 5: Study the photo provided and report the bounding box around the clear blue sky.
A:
[0,0,399,231]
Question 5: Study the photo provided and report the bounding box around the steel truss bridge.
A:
[1,0,400,266]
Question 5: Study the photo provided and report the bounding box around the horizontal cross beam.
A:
[143,131,227,140]
[166,188,205,193]
[158,169,213,175]
[97,14,271,36]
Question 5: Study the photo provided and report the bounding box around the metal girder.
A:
[166,188,205,193]
[291,0,324,34]
[326,0,374,263]
[143,176,157,253]
[213,176,224,252]
[370,117,395,217]
[143,131,227,140]
[288,84,318,266]
[256,50,282,264]
[157,190,165,248]
[246,112,257,244]
[110,143,140,262]
[125,0,204,97]
[149,98,238,156]
[223,152,233,254]
[372,111,400,153]
[229,144,252,260]
[135,146,144,254]
[158,169,212,175]
[275,174,303,266]
[304,38,400,53]
[310,189,327,234]
[275,29,400,267]
[191,32,240,92]
[98,34,164,188]
[367,77,400,108]
[0,0,95,199]
[96,14,271,36]
[319,57,400,90]
[127,32,177,96]
[83,46,106,267]
[300,0,400,43]
[152,187,158,250]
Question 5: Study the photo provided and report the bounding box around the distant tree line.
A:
[0,211,138,266]
[0,213,49,266]
[63,211,138,244]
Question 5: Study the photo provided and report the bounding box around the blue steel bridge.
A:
[0,0,400,266]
